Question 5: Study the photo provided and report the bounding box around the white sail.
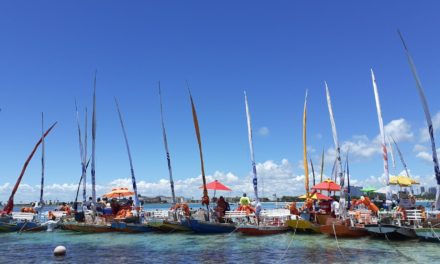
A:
[371,69,390,200]
[399,31,440,209]
[91,73,97,203]
[387,136,396,171]
[244,91,259,202]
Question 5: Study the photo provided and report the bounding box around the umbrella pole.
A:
[214,189,216,199]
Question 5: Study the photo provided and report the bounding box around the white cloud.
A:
[258,126,269,136]
[382,118,413,142]
[419,111,440,142]
[413,144,427,152]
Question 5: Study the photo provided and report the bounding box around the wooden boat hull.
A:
[148,220,191,232]
[111,222,155,233]
[238,225,289,236]
[316,214,331,225]
[364,224,411,240]
[415,228,440,242]
[0,222,20,232]
[183,219,236,234]
[61,222,113,233]
[285,219,320,233]
[0,221,45,232]
[320,223,369,238]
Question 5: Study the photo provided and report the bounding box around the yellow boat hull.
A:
[286,219,321,233]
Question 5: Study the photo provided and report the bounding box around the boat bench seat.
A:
[261,209,291,218]
[405,209,423,221]
[225,211,251,218]
[145,210,169,218]
[11,212,35,221]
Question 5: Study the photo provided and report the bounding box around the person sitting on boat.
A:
[318,199,331,214]
[126,197,134,207]
[215,196,228,222]
[240,193,250,206]
[59,202,71,215]
[237,193,255,216]
[289,202,300,216]
[110,198,121,215]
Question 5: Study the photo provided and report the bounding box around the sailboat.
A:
[237,91,290,236]
[182,87,236,234]
[285,90,321,233]
[0,121,57,232]
[398,32,440,241]
[147,83,191,232]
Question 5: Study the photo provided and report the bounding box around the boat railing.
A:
[11,212,36,222]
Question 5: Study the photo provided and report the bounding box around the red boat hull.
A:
[320,223,369,237]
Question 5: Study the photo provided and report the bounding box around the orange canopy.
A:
[103,187,135,198]
[311,179,341,192]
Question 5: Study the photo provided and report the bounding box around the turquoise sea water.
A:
[2,202,438,264]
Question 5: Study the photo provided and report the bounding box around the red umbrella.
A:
[199,180,231,198]
[311,179,341,192]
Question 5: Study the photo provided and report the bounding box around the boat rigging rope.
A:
[18,221,29,234]
[429,223,440,241]
[381,223,416,262]
[277,217,299,264]
[332,222,348,263]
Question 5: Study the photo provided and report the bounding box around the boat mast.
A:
[83,108,88,204]
[158,82,176,204]
[3,122,57,214]
[39,112,45,206]
[371,69,390,201]
[346,152,351,209]
[244,91,259,202]
[303,90,309,196]
[187,86,210,216]
[115,98,140,209]
[91,72,97,203]
[320,148,325,183]
[398,31,440,209]
[75,101,87,206]
[387,136,396,172]
[310,158,316,187]
[325,83,345,204]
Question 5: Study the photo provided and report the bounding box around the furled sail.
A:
[244,91,259,202]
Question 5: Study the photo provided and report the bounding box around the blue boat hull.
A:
[111,222,155,233]
[183,219,236,234]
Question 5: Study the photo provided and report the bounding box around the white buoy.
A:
[53,245,66,256]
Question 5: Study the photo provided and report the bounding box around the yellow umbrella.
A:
[102,187,135,198]
[298,193,332,200]
[389,175,417,187]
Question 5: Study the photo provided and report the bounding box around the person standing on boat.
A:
[331,197,340,218]
[240,193,251,206]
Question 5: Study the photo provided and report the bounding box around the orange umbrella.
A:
[199,180,231,198]
[299,192,332,200]
[103,187,135,198]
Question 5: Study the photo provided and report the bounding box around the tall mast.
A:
[187,87,209,215]
[325,82,344,198]
[346,152,351,209]
[244,91,259,202]
[387,136,396,171]
[392,137,411,179]
[75,101,87,205]
[91,72,97,203]
[158,82,176,204]
[83,108,88,204]
[371,69,390,200]
[39,112,45,206]
[303,90,309,195]
[3,123,57,214]
[320,148,325,183]
[115,99,140,208]
[310,158,316,187]
[398,31,440,209]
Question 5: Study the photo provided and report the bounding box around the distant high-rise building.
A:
[428,187,436,195]
[349,186,363,197]
[420,186,425,193]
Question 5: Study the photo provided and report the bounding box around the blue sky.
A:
[1,1,440,202]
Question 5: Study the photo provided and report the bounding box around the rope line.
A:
[332,222,347,263]
[278,217,299,263]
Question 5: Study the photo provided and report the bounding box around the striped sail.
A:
[392,137,411,178]
[371,69,390,198]
[39,112,45,205]
[244,91,259,201]
[346,153,351,209]
[387,136,396,170]
[159,83,176,204]
[91,73,97,203]
[115,99,140,208]
[325,83,344,187]
[398,31,440,209]
[188,90,209,208]
[3,122,57,214]
[303,90,309,195]
[310,158,316,187]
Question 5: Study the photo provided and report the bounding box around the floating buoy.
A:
[53,245,66,256]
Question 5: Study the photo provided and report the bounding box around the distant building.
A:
[420,186,425,193]
[429,187,436,195]
[349,186,363,197]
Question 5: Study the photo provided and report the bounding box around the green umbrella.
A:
[361,186,377,193]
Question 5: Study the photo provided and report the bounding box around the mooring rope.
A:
[332,222,348,263]
[380,222,416,262]
[429,223,440,242]
[277,217,299,264]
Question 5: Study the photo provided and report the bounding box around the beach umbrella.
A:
[361,186,377,193]
[389,176,417,187]
[375,186,397,195]
[298,192,332,200]
[103,187,135,198]
[199,180,231,198]
[311,178,341,192]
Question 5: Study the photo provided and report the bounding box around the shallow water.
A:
[1,230,436,264]
[3,202,437,264]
